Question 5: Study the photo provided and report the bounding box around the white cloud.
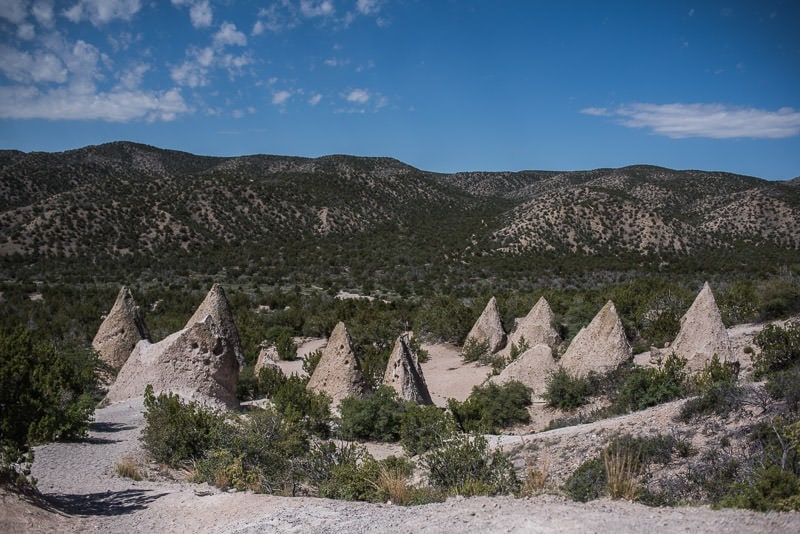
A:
[308,93,322,106]
[255,1,300,33]
[346,88,370,104]
[189,0,212,28]
[581,103,800,139]
[0,0,28,24]
[300,0,333,18]
[17,22,35,39]
[213,22,246,47]
[116,62,148,90]
[252,20,264,36]
[0,85,189,122]
[272,90,291,105]
[63,0,142,26]
[170,59,208,88]
[0,44,68,83]
[32,1,55,27]
[356,0,382,15]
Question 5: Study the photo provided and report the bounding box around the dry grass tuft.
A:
[377,464,412,505]
[115,456,142,481]
[603,444,640,500]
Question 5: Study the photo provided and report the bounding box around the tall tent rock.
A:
[464,296,507,354]
[382,333,433,404]
[306,322,369,406]
[92,286,151,371]
[560,300,632,377]
[505,296,561,353]
[186,284,246,370]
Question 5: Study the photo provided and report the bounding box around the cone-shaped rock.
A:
[490,343,556,396]
[465,297,507,354]
[254,345,281,375]
[383,333,433,404]
[92,286,151,371]
[106,316,240,409]
[506,297,561,352]
[186,284,246,370]
[307,322,368,405]
[669,282,733,372]
[560,301,632,377]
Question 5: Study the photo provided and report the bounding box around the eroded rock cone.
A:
[668,282,733,372]
[306,322,368,405]
[92,286,151,371]
[560,300,631,377]
[186,284,246,370]
[106,315,240,409]
[490,343,556,397]
[383,333,433,404]
[254,345,281,375]
[464,296,507,354]
[505,296,561,352]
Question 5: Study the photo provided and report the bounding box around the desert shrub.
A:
[448,381,532,434]
[679,356,742,421]
[307,441,382,501]
[753,321,800,378]
[422,434,519,497]
[542,367,592,411]
[756,279,800,320]
[612,354,687,413]
[414,294,473,344]
[265,326,298,360]
[115,457,142,481]
[399,403,457,456]
[563,457,606,502]
[141,386,229,466]
[1,327,99,487]
[718,465,800,512]
[766,364,800,413]
[236,366,259,401]
[508,336,531,361]
[337,386,404,442]
[302,349,322,376]
[460,337,490,363]
[270,374,332,438]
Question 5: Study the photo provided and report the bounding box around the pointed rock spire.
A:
[464,296,507,354]
[669,282,733,372]
[383,333,433,404]
[254,345,281,375]
[106,315,240,409]
[506,296,561,352]
[186,284,246,369]
[560,300,632,377]
[92,286,151,371]
[490,343,556,397]
[306,322,368,405]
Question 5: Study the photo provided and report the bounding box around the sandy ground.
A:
[5,323,799,532]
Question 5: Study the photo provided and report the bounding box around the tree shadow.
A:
[46,489,168,516]
[90,421,135,433]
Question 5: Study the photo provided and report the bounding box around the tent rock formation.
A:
[306,322,368,405]
[382,333,433,404]
[186,284,246,370]
[254,345,281,375]
[663,282,734,372]
[490,343,556,397]
[505,296,561,353]
[92,286,151,371]
[560,300,632,377]
[464,296,507,354]
[106,315,240,409]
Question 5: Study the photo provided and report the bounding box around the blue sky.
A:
[1,1,798,179]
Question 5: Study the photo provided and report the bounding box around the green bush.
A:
[753,321,800,378]
[1,327,99,487]
[563,456,606,502]
[678,355,742,421]
[766,364,800,413]
[422,433,519,497]
[448,381,532,434]
[613,354,687,413]
[399,403,457,456]
[265,326,298,360]
[542,367,592,411]
[719,465,800,512]
[302,349,322,376]
[337,386,404,442]
[141,386,229,466]
[269,374,331,438]
[461,337,490,363]
[307,441,382,501]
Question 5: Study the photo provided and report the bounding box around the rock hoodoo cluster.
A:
[306,322,369,405]
[382,333,433,404]
[104,285,241,409]
[464,296,507,354]
[92,286,151,371]
[662,282,734,372]
[560,300,632,377]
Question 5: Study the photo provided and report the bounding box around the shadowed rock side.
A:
[186,284,246,370]
[383,333,433,404]
[504,296,561,353]
[560,300,632,377]
[92,286,151,371]
[306,322,368,405]
[489,343,556,397]
[254,346,281,375]
[666,282,734,372]
[105,316,240,409]
[465,296,507,354]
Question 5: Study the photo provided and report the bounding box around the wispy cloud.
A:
[581,103,800,139]
[308,93,322,106]
[213,22,246,47]
[63,0,141,26]
[300,1,334,19]
[272,90,292,105]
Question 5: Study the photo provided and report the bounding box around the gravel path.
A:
[22,397,800,533]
